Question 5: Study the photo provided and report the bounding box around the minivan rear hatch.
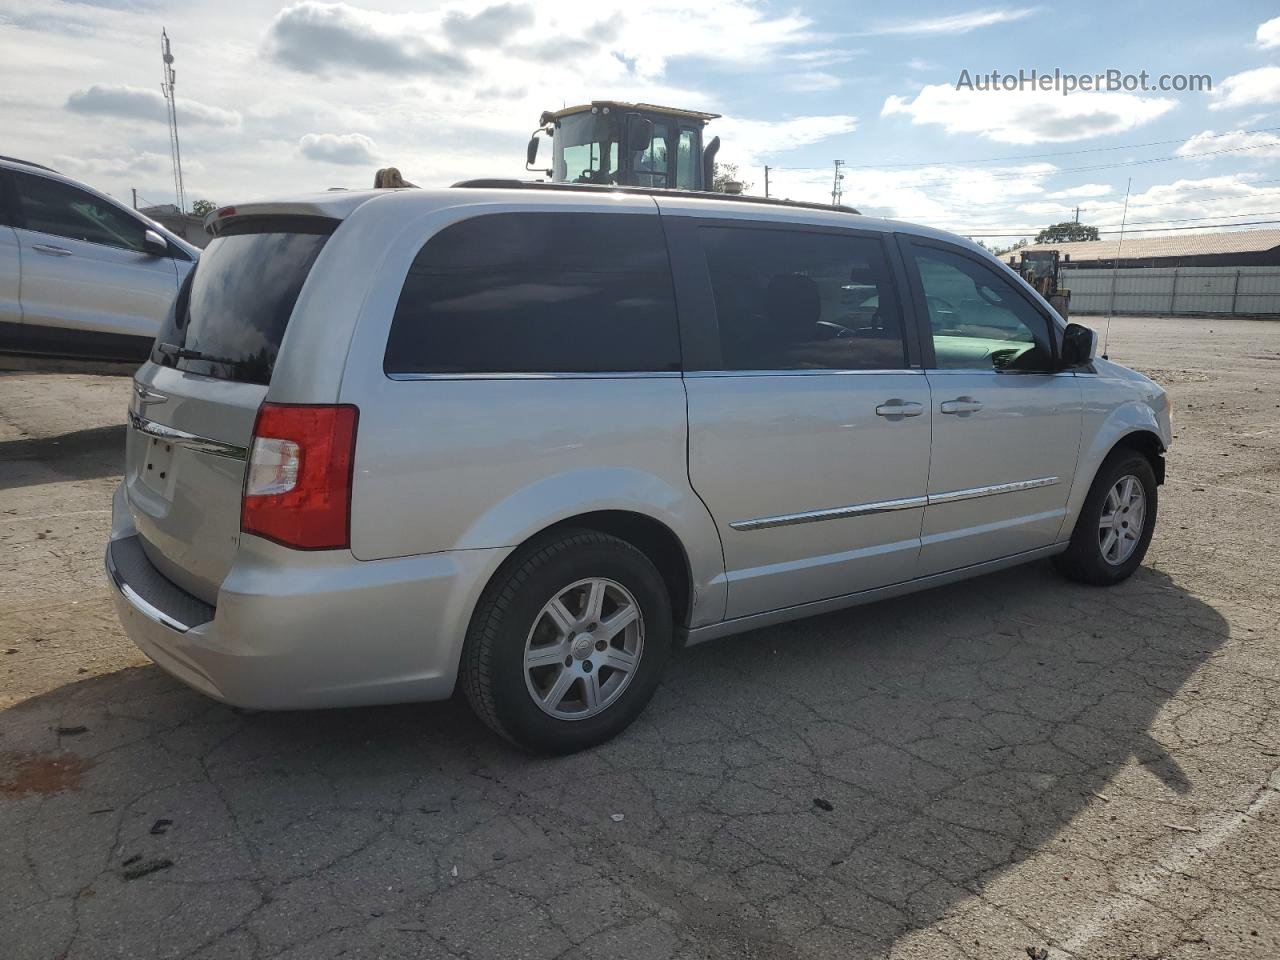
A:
[125,216,336,604]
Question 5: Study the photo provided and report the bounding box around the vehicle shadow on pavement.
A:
[0,562,1225,959]
[0,424,125,490]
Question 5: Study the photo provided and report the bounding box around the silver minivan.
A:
[0,156,199,362]
[106,183,1171,753]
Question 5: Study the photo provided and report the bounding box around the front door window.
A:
[911,245,1055,371]
[14,172,146,252]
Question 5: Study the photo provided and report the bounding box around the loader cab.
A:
[527,101,720,191]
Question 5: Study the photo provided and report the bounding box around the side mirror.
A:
[1060,322,1097,367]
[625,115,654,150]
[142,229,168,257]
[526,135,540,167]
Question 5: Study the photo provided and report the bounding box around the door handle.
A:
[940,396,984,415]
[875,399,924,419]
[32,243,72,257]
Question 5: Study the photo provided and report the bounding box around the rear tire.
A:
[1052,449,1157,586]
[461,529,673,754]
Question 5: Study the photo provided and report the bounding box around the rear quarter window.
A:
[384,212,681,375]
[152,217,335,385]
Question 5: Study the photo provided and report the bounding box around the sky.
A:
[2,0,1280,248]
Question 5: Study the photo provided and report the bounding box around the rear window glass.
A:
[384,212,680,375]
[151,218,335,385]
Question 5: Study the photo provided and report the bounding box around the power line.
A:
[765,139,1280,185]
[959,219,1280,238]
[875,191,1280,224]
[861,178,1280,220]
[923,208,1280,233]
[837,126,1280,170]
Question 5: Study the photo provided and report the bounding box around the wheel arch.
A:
[529,510,695,632]
[1110,429,1166,485]
[1060,399,1168,541]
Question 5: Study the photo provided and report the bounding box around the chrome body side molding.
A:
[729,495,928,531]
[928,476,1060,505]
[729,477,1060,532]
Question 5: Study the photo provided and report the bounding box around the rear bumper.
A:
[106,484,507,710]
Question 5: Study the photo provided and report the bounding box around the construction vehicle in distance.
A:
[1015,249,1072,319]
[526,101,723,192]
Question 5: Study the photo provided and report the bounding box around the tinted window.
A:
[14,172,145,251]
[0,173,17,227]
[699,227,907,371]
[151,219,334,385]
[385,213,680,375]
[910,244,1054,371]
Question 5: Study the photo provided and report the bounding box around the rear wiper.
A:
[156,342,246,367]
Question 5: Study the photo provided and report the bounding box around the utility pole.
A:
[764,165,770,199]
[1074,205,1081,223]
[132,188,137,210]
[161,29,187,214]
[831,159,845,207]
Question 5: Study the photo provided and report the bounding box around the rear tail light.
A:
[241,403,358,550]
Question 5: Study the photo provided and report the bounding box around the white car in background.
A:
[0,155,199,363]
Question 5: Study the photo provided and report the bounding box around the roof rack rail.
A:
[0,155,56,173]
[450,179,861,216]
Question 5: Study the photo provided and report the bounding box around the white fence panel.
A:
[1060,266,1280,316]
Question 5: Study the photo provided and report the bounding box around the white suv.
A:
[106,183,1171,753]
[0,156,198,362]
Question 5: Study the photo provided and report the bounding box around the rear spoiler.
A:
[204,200,354,237]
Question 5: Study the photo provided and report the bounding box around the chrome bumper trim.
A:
[106,541,196,634]
[128,412,248,461]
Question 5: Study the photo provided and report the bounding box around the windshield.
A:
[553,112,618,184]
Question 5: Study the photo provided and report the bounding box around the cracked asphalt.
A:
[1,316,1278,960]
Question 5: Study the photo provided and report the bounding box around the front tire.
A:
[1053,449,1158,586]
[461,530,673,754]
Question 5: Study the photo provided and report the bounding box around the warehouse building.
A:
[1015,229,1280,316]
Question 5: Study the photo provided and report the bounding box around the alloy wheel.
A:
[523,577,645,720]
[1098,474,1146,566]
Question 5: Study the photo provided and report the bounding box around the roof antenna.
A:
[1101,177,1131,360]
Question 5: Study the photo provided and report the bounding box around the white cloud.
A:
[882,83,1176,144]
[1016,201,1073,217]
[1078,175,1280,235]
[442,3,535,47]
[782,72,841,93]
[1175,128,1280,160]
[51,151,169,179]
[298,132,379,165]
[65,84,241,127]
[1046,183,1112,200]
[862,8,1038,36]
[1257,15,1280,48]
[785,48,860,67]
[1210,65,1280,111]
[262,0,810,82]
[264,1,473,76]
[714,115,858,166]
